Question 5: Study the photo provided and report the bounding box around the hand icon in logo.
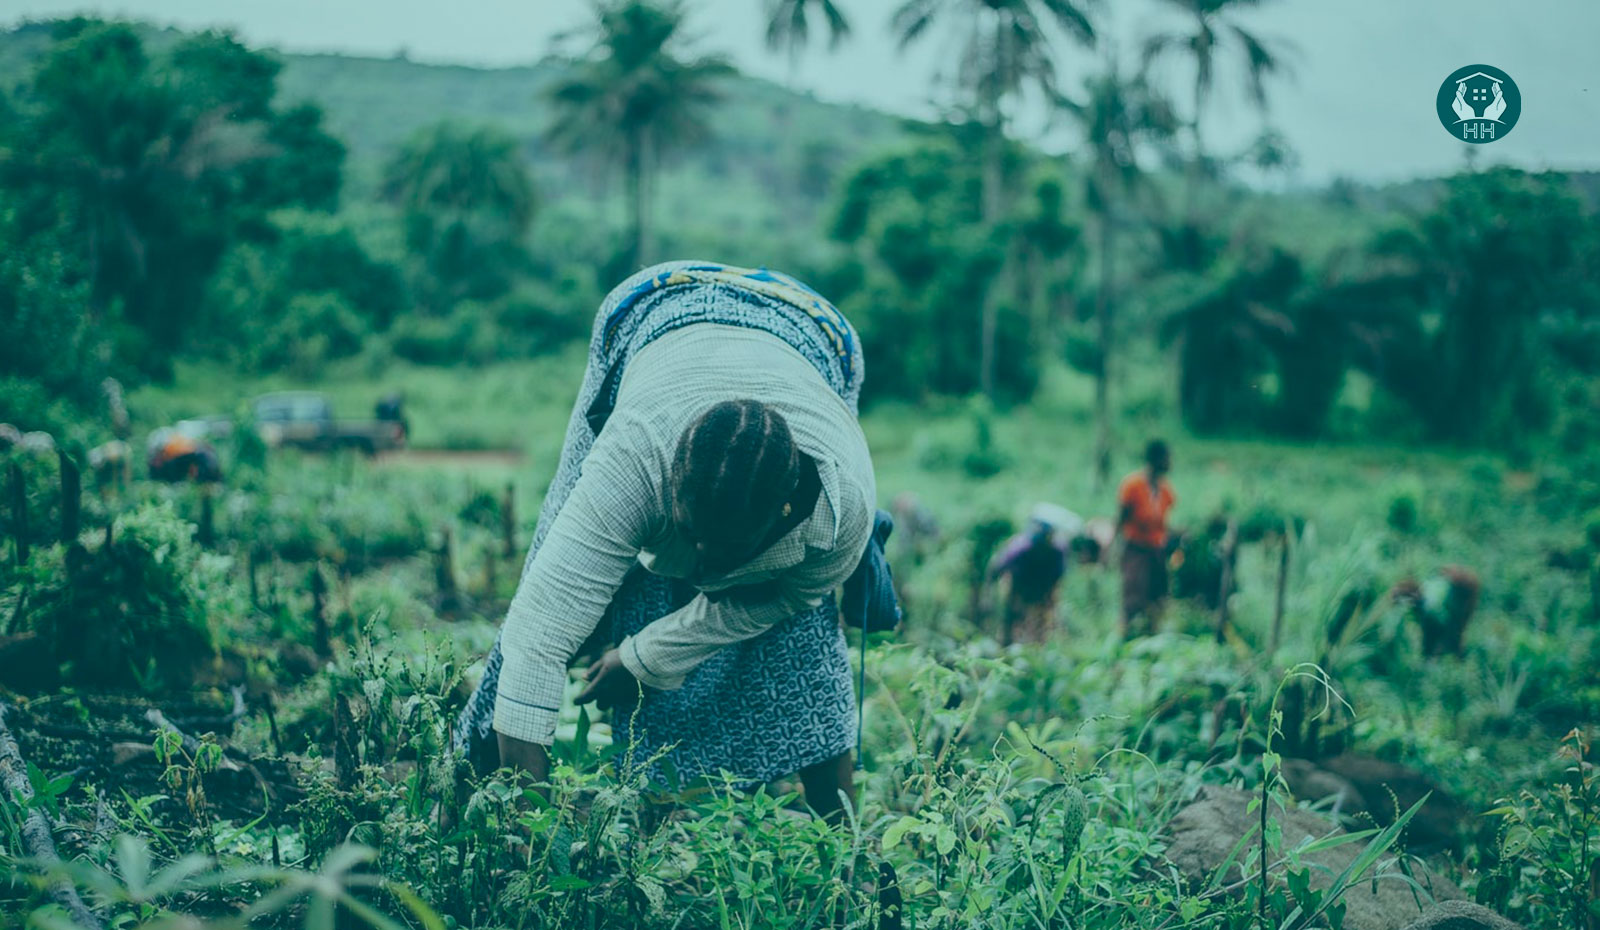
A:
[1451,85,1475,121]
[1484,83,1507,121]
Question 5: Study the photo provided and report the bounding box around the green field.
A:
[3,9,1598,930]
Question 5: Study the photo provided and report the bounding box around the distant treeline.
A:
[1,13,1597,456]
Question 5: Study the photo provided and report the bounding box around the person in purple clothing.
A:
[988,505,1079,645]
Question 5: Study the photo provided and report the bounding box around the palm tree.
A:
[1142,0,1291,187]
[892,0,1098,399]
[381,122,537,310]
[765,0,852,77]
[1160,247,1298,433]
[546,1,735,268]
[1059,56,1176,486]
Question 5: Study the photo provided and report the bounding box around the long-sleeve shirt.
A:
[492,323,876,746]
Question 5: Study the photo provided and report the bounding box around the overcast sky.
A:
[6,0,1599,184]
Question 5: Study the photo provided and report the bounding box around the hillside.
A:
[0,19,912,260]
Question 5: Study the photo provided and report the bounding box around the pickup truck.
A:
[252,392,407,455]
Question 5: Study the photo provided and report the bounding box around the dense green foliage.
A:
[0,4,1597,929]
[0,21,344,384]
[2,16,1596,453]
[3,363,1598,929]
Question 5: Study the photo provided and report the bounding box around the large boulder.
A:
[1280,754,1471,852]
[1398,901,1524,930]
[1164,785,1464,930]
[1282,758,1365,815]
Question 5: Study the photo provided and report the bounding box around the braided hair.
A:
[670,399,800,571]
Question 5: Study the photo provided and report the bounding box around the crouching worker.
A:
[454,261,892,820]
[989,504,1079,645]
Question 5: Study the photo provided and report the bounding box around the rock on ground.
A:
[1398,901,1525,930]
[1321,754,1471,850]
[1164,785,1464,930]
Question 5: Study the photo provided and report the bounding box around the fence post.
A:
[501,483,516,559]
[436,527,458,600]
[197,486,215,549]
[1269,522,1292,654]
[1214,518,1239,645]
[57,452,80,545]
[7,463,26,566]
[310,565,331,660]
[333,691,358,791]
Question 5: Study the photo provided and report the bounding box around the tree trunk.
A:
[627,133,648,269]
[978,122,1003,401]
[0,704,105,930]
[1186,51,1208,219]
[977,16,1007,401]
[1093,209,1115,490]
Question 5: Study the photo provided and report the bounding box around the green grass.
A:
[22,349,1600,930]
[131,347,585,452]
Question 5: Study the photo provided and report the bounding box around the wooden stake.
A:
[8,462,27,566]
[333,691,358,791]
[1214,518,1239,645]
[501,483,516,559]
[436,527,457,598]
[197,486,215,549]
[263,692,282,755]
[57,451,80,545]
[1269,523,1292,654]
[310,565,331,660]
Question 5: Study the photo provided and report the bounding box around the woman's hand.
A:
[497,733,550,792]
[575,648,640,711]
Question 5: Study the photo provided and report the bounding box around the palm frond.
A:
[891,0,945,51]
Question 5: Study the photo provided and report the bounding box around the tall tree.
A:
[1142,0,1290,193]
[1357,168,1591,443]
[0,20,344,379]
[1060,56,1175,485]
[765,0,852,76]
[829,136,1041,402]
[546,1,735,268]
[381,122,536,312]
[892,0,1098,398]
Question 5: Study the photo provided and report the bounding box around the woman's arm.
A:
[492,433,657,761]
[617,535,863,690]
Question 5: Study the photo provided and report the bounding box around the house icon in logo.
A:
[1455,72,1504,120]
[1437,64,1519,144]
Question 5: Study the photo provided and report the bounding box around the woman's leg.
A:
[799,751,855,823]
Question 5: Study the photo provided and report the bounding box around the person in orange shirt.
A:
[1116,440,1176,638]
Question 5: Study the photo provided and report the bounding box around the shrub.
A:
[254,292,371,376]
[13,501,224,691]
[1387,491,1420,534]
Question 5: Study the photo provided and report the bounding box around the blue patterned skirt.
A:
[455,261,863,786]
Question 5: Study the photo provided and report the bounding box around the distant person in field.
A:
[455,261,894,820]
[146,429,222,483]
[988,504,1080,645]
[1117,440,1177,638]
[1390,565,1480,657]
